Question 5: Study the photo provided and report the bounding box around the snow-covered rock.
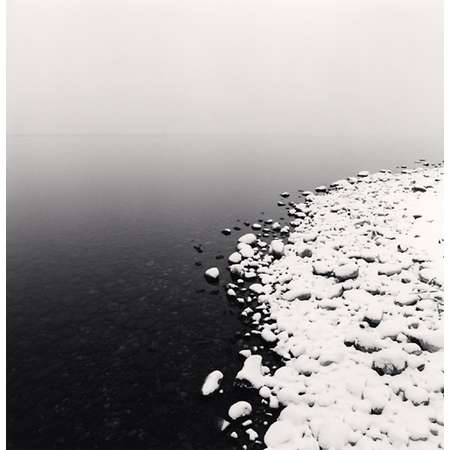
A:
[334,263,359,281]
[261,327,278,343]
[201,370,223,395]
[378,263,403,276]
[405,329,443,352]
[239,244,255,259]
[228,401,252,420]
[246,428,258,441]
[312,261,333,276]
[364,304,384,327]
[282,282,311,301]
[228,252,242,264]
[204,267,220,281]
[314,418,353,449]
[264,421,297,448]
[269,240,285,258]
[372,348,407,375]
[236,355,265,388]
[238,233,258,245]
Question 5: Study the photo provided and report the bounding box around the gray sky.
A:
[7,0,442,138]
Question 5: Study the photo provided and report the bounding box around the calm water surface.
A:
[7,134,441,449]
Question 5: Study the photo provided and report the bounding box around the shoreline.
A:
[203,162,444,449]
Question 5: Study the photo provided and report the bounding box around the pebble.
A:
[228,401,252,420]
[238,233,258,245]
[269,240,284,258]
[228,252,242,264]
[201,370,224,395]
[204,267,220,281]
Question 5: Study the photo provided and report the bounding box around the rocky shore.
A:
[203,163,444,450]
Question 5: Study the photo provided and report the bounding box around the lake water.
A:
[7,134,442,449]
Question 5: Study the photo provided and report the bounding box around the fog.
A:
[8,0,442,146]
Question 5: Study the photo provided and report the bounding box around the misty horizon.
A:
[7,0,442,152]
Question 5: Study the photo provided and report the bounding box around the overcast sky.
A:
[7,0,442,139]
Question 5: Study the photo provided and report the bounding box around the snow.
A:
[206,165,444,449]
[201,370,223,395]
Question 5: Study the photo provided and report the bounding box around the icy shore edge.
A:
[204,164,444,450]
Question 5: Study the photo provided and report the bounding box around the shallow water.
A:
[7,134,441,449]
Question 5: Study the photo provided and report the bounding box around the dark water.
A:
[7,134,441,449]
